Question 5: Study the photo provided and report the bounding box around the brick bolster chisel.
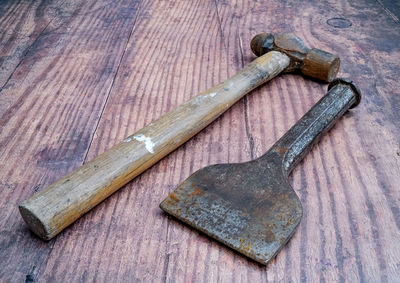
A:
[160,78,361,265]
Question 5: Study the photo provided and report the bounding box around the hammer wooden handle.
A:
[19,51,290,240]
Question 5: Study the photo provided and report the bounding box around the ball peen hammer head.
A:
[251,33,340,82]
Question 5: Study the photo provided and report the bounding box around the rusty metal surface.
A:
[250,33,340,82]
[160,78,361,265]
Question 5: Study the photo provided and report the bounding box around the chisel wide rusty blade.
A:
[160,78,361,265]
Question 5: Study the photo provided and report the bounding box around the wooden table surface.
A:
[1,0,399,281]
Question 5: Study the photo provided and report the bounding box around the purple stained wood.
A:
[0,0,399,281]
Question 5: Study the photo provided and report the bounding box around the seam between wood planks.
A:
[375,0,399,23]
[238,32,255,160]
[82,0,144,164]
[213,0,227,50]
[0,0,68,92]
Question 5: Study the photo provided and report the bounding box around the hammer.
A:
[19,33,340,240]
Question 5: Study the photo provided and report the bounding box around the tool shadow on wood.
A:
[160,79,361,265]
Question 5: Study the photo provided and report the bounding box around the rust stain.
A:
[265,222,276,230]
[169,193,179,202]
[277,193,289,201]
[287,216,295,225]
[239,238,252,252]
[265,230,276,242]
[276,146,288,156]
[187,187,205,198]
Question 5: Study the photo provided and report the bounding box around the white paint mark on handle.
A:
[124,134,155,153]
[123,137,132,143]
[192,92,218,105]
[133,134,155,153]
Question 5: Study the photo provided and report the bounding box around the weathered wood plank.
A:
[0,0,141,281]
[0,0,399,281]
[0,0,55,88]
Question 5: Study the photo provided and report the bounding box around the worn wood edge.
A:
[19,204,50,241]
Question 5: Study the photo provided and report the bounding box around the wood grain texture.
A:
[0,0,142,280]
[1,0,399,281]
[0,0,57,88]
